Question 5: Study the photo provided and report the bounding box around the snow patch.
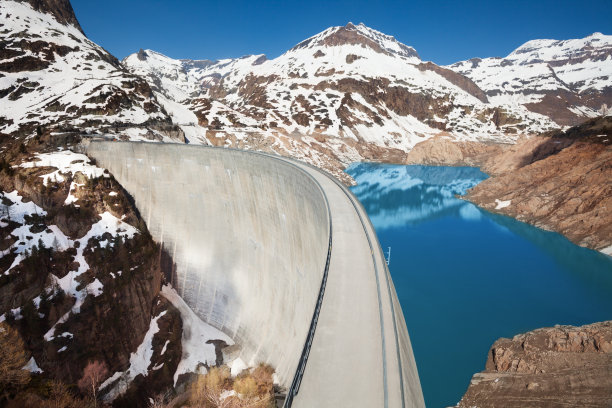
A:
[160,340,170,356]
[161,285,234,385]
[86,278,104,297]
[23,357,43,373]
[495,199,512,209]
[220,389,237,401]
[230,357,248,377]
[100,310,167,401]
[19,150,107,187]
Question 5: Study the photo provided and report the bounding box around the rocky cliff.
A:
[465,116,612,254]
[0,131,184,406]
[457,321,612,407]
[14,0,83,32]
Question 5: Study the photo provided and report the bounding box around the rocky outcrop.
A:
[291,22,421,60]
[405,135,505,167]
[457,321,612,407]
[112,297,183,408]
[465,116,612,253]
[418,62,488,103]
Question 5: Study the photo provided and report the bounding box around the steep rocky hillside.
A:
[0,0,184,142]
[465,116,612,254]
[457,321,612,407]
[450,33,612,126]
[0,2,243,405]
[0,131,187,406]
[123,23,558,180]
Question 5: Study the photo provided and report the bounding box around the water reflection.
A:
[346,162,612,408]
[348,163,488,229]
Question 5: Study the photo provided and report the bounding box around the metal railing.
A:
[280,156,408,408]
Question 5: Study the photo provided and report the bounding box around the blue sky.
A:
[71,0,612,65]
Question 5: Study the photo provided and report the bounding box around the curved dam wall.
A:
[86,141,330,387]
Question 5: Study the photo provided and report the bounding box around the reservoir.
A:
[345,163,612,408]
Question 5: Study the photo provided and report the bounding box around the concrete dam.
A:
[86,141,425,408]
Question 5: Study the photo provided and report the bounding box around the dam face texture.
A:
[86,141,424,408]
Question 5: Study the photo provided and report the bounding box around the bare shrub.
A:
[41,381,87,408]
[187,364,275,408]
[77,360,109,406]
[148,390,173,408]
[250,363,274,396]
[189,366,231,406]
[232,376,257,399]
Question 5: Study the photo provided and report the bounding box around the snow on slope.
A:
[0,1,181,141]
[100,310,167,400]
[123,22,559,176]
[449,33,612,125]
[161,285,234,385]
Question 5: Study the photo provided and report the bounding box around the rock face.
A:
[0,0,183,141]
[0,131,182,405]
[405,135,505,167]
[465,116,612,253]
[457,321,612,407]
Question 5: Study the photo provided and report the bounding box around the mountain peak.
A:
[290,22,420,60]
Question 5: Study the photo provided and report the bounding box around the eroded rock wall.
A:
[457,321,612,407]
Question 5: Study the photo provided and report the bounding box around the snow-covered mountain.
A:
[0,0,183,141]
[124,23,563,177]
[3,0,610,179]
[450,33,612,126]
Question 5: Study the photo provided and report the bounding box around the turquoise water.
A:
[345,163,612,408]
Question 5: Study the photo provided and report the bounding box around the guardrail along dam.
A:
[86,141,425,408]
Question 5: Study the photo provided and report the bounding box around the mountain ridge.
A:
[2,1,611,179]
[450,32,612,126]
[124,23,612,178]
[13,0,83,32]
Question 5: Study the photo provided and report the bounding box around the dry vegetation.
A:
[150,364,276,408]
[0,322,30,397]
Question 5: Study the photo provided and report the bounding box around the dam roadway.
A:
[85,141,424,408]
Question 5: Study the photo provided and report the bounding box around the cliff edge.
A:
[457,321,612,407]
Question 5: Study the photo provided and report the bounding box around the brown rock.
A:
[405,134,505,167]
[457,321,612,408]
[465,116,612,252]
[418,62,488,103]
